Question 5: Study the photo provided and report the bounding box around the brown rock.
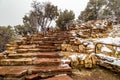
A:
[25,74,39,80]
[74,39,82,45]
[5,68,27,77]
[70,59,79,69]
[61,44,68,51]
[91,55,96,66]
[0,67,10,76]
[72,46,79,52]
[6,50,15,54]
[28,66,71,76]
[33,58,61,66]
[6,47,16,50]
[8,52,61,58]
[18,45,36,49]
[66,44,72,52]
[0,58,34,66]
[44,74,73,80]
[0,54,5,59]
[78,45,85,53]
[96,44,103,53]
[3,77,25,80]
[106,45,114,51]
[84,55,92,68]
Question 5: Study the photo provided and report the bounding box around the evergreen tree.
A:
[56,10,75,30]
[78,0,120,21]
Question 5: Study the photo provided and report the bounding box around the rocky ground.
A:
[71,66,120,80]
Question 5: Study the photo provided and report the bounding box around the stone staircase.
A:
[0,31,73,80]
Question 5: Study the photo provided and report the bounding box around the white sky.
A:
[0,0,89,26]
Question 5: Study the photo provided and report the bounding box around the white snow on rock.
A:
[89,52,95,58]
[96,54,120,66]
[69,55,77,61]
[78,54,87,60]
[94,37,120,45]
[96,54,116,60]
[55,74,67,77]
[71,31,76,37]
[87,42,95,48]
[110,59,120,66]
[78,32,83,35]
[60,64,69,67]
[61,58,70,64]
[101,45,112,52]
[116,47,120,51]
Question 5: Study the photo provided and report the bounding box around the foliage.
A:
[23,1,59,34]
[78,0,120,22]
[22,15,37,34]
[14,25,28,36]
[105,0,120,18]
[0,26,14,52]
[56,10,75,30]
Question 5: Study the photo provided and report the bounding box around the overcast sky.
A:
[0,0,89,26]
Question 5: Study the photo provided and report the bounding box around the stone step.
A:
[0,58,61,66]
[45,35,70,39]
[53,35,72,39]
[8,52,61,58]
[44,74,73,80]
[16,48,57,53]
[0,58,35,66]
[28,65,72,77]
[17,45,57,50]
[3,77,25,80]
[27,41,62,45]
[26,41,54,46]
[36,45,57,49]
[16,48,40,53]
[0,66,71,79]
[33,58,61,66]
[39,49,57,52]
[26,66,72,79]
[43,41,63,44]
[31,37,58,41]
[25,74,39,80]
[0,54,5,60]
[0,66,28,79]
[18,45,37,49]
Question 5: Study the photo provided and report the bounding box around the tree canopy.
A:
[23,1,59,34]
[0,26,14,52]
[78,0,120,22]
[56,10,75,30]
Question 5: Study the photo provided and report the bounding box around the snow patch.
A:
[78,54,87,60]
[55,74,67,77]
[111,59,120,66]
[116,47,120,51]
[101,45,112,52]
[87,42,95,48]
[61,58,70,64]
[94,37,120,45]
[60,64,69,67]
[69,55,77,61]
[96,54,120,66]
[78,32,83,35]
[71,31,76,36]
